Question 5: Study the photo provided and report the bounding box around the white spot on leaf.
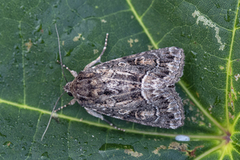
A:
[101,19,107,23]
[234,74,240,81]
[93,49,99,54]
[175,135,190,141]
[192,10,225,51]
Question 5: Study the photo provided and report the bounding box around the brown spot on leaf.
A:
[152,145,166,156]
[184,145,204,157]
[25,39,32,51]
[124,149,143,158]
[168,142,187,151]
[7,142,11,147]
[191,117,196,122]
[196,92,199,97]
[128,38,133,47]
[190,101,195,106]
[228,112,234,120]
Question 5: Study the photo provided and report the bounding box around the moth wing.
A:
[87,46,184,86]
[81,87,184,129]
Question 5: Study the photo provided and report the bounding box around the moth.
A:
[41,24,185,140]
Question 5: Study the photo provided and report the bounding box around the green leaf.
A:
[0,0,238,159]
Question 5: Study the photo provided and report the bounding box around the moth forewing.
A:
[41,24,185,140]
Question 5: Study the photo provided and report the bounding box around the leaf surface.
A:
[0,0,238,159]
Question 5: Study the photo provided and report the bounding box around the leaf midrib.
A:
[0,97,224,139]
[227,0,240,134]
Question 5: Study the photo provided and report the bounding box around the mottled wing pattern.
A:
[91,46,184,86]
[69,47,185,129]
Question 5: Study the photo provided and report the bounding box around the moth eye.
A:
[67,92,73,97]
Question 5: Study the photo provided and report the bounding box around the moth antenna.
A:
[41,90,65,141]
[83,33,109,70]
[55,23,68,83]
[54,99,77,113]
[56,60,78,77]
[99,33,109,60]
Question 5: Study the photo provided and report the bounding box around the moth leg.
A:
[41,96,76,141]
[84,107,125,131]
[83,33,109,71]
[84,108,104,120]
[57,60,78,78]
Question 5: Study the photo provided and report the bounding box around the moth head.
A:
[64,82,73,97]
